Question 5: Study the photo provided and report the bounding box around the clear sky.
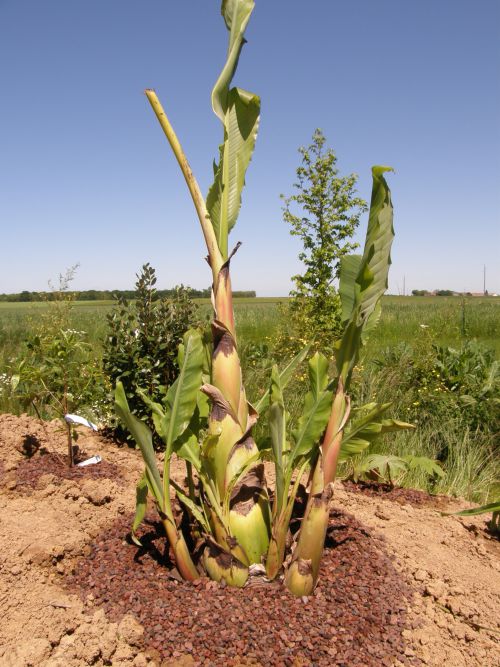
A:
[1,0,499,296]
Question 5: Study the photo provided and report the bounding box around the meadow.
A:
[0,295,498,502]
[1,295,498,358]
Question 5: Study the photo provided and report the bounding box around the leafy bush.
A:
[10,267,106,464]
[372,338,499,433]
[103,263,199,440]
[348,330,499,501]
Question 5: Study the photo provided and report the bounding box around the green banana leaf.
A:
[339,254,362,324]
[340,402,414,460]
[291,352,332,460]
[269,365,287,507]
[173,428,202,471]
[207,89,260,259]
[447,501,500,517]
[336,166,395,387]
[208,0,259,259]
[137,389,167,439]
[254,345,310,414]
[114,381,163,506]
[160,329,204,455]
[212,0,255,121]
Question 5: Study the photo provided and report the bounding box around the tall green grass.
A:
[1,295,497,352]
[370,296,499,357]
[1,296,498,503]
[344,418,499,504]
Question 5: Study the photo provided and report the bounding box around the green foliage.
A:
[339,401,414,460]
[206,0,259,260]
[11,267,106,424]
[281,129,367,353]
[290,353,332,459]
[103,264,199,441]
[351,452,444,486]
[372,338,499,433]
[350,324,499,502]
[281,167,407,595]
[1,297,496,501]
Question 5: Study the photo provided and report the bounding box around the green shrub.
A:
[103,263,199,441]
[347,333,499,502]
[372,338,499,433]
[10,267,107,464]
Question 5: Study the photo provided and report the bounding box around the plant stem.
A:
[66,420,73,467]
[146,87,269,569]
[63,380,74,467]
[144,90,223,280]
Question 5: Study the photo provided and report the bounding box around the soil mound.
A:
[0,413,498,666]
[66,510,416,666]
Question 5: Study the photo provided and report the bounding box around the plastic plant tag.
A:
[64,413,98,431]
[76,455,102,467]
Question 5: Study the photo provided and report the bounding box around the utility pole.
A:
[403,275,406,297]
[483,265,486,296]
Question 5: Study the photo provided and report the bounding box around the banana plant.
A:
[120,0,272,586]
[265,354,333,579]
[284,167,415,596]
[115,0,412,594]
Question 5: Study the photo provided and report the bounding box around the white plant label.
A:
[64,413,98,431]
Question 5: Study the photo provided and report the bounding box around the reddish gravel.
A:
[2,413,498,666]
[342,480,452,509]
[65,509,421,666]
[4,451,122,492]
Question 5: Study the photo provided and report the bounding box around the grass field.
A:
[1,295,498,503]
[1,295,497,355]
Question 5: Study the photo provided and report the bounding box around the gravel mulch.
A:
[66,509,421,666]
[3,451,122,491]
[342,480,452,509]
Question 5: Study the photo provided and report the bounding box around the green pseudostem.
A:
[285,167,403,596]
[144,0,270,584]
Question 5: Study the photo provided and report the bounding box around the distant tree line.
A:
[411,290,494,297]
[411,289,456,297]
[0,288,257,302]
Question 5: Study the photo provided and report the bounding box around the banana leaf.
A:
[254,345,310,414]
[336,167,394,387]
[208,1,259,259]
[290,353,332,460]
[115,382,163,506]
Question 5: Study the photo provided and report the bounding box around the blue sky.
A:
[1,0,499,295]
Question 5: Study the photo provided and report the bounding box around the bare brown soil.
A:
[0,413,498,666]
